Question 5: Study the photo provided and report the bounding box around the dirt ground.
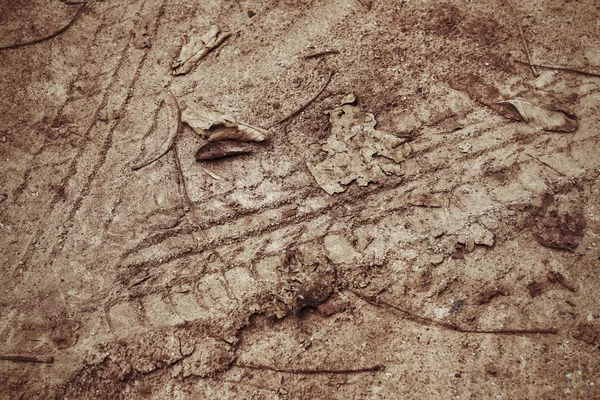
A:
[1,0,600,398]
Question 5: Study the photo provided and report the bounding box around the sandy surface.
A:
[1,0,600,398]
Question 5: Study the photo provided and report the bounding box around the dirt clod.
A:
[530,193,586,252]
[527,281,546,298]
[573,323,597,345]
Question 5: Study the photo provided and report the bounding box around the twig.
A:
[505,0,537,77]
[276,70,334,125]
[350,290,557,336]
[304,50,340,60]
[0,4,85,51]
[165,92,199,223]
[131,100,170,171]
[233,361,384,375]
[0,355,54,364]
[128,274,152,288]
[525,153,566,177]
[515,60,600,78]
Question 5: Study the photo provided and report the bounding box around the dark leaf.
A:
[195,140,254,161]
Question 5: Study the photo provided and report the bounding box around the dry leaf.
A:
[306,95,411,195]
[499,100,578,132]
[181,101,269,142]
[529,193,586,252]
[201,167,225,180]
[195,140,254,160]
[172,25,231,75]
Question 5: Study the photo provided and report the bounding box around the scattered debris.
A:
[306,95,412,195]
[476,289,506,305]
[573,323,597,345]
[304,50,340,59]
[172,25,231,75]
[530,193,586,252]
[195,140,254,160]
[0,355,54,364]
[132,19,152,49]
[547,271,577,292]
[181,101,269,142]
[277,70,334,125]
[499,100,578,132]
[0,4,85,51]
[527,281,546,298]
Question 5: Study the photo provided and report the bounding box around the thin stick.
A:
[525,153,566,177]
[515,60,600,78]
[350,290,557,336]
[0,355,54,364]
[276,70,334,125]
[165,92,198,223]
[132,100,170,171]
[304,50,340,60]
[505,0,537,77]
[233,361,384,375]
[0,5,85,51]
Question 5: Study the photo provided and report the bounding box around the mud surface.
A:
[1,0,600,398]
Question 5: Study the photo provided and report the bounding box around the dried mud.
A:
[1,0,600,399]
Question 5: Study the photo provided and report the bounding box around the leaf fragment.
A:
[172,25,231,75]
[499,100,578,132]
[181,101,269,142]
[195,140,254,160]
[306,95,411,195]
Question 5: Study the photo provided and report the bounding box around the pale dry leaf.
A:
[201,166,225,180]
[181,101,269,142]
[499,100,578,132]
[172,25,231,75]
[306,95,411,195]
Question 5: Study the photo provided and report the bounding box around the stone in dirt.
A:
[573,323,597,345]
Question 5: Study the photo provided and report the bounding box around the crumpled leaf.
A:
[499,100,578,132]
[306,95,412,195]
[172,25,231,75]
[530,193,586,252]
[181,101,269,142]
[195,140,254,160]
